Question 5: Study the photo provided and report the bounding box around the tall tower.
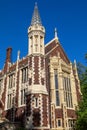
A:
[26,3,49,129]
[28,3,45,55]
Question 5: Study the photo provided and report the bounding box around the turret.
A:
[25,3,49,129]
[28,3,45,55]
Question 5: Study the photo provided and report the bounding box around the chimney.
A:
[6,47,12,63]
[4,47,12,72]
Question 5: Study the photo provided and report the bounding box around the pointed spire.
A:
[74,59,77,68]
[17,50,20,61]
[74,59,79,78]
[31,3,42,26]
[54,28,58,39]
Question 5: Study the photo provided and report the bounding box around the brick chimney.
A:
[4,47,12,72]
[6,47,12,63]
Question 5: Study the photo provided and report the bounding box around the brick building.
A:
[0,3,81,130]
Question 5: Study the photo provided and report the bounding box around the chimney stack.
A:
[6,47,12,63]
[4,47,12,72]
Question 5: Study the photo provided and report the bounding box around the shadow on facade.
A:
[1,108,41,130]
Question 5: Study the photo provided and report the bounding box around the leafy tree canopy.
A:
[76,56,87,130]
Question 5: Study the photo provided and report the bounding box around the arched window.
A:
[21,67,28,83]
[54,69,60,106]
[63,77,73,108]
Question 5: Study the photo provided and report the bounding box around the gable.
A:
[45,38,70,64]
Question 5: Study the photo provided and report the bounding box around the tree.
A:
[75,58,87,130]
[85,54,87,60]
[77,62,86,80]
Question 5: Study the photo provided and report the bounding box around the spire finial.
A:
[17,50,20,61]
[74,59,77,68]
[54,27,59,40]
[54,28,58,38]
[31,3,42,26]
[35,2,37,6]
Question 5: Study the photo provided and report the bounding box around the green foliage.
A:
[75,59,87,130]
[77,62,86,80]
[85,54,87,60]
[76,109,87,130]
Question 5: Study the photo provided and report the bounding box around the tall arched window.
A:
[54,69,60,106]
[63,77,73,108]
[21,67,28,83]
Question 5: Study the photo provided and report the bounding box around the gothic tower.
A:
[25,3,49,129]
[28,3,45,55]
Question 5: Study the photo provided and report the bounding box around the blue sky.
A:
[0,0,87,69]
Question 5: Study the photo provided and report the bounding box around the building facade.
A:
[0,3,81,130]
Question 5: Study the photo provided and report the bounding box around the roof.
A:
[45,38,70,64]
[31,3,42,26]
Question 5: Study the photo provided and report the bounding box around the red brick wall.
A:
[33,108,41,127]
[42,95,48,126]
[26,94,31,116]
[45,40,70,64]
[55,108,63,118]
[67,109,76,118]
[29,56,32,68]
[34,56,39,84]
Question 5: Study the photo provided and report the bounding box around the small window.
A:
[21,89,26,105]
[8,74,15,88]
[56,119,62,127]
[21,67,28,83]
[56,91,60,106]
[7,93,13,108]
[68,119,75,129]
[58,119,61,126]
[35,97,38,108]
